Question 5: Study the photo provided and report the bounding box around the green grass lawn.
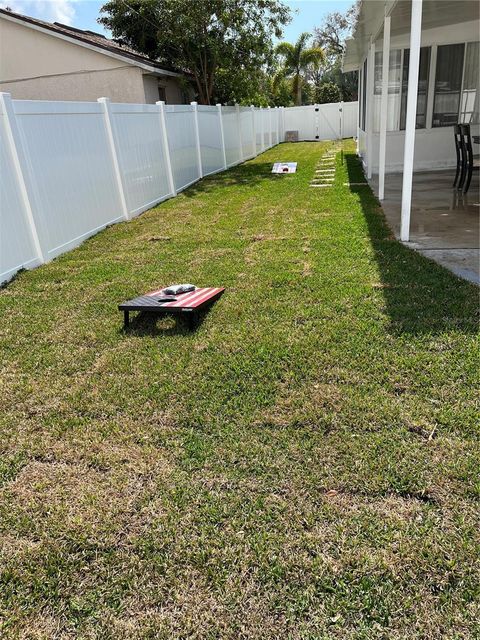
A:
[0,141,478,639]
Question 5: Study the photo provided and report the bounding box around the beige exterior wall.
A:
[0,15,186,103]
[143,74,185,104]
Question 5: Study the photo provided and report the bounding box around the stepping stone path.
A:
[310,143,341,188]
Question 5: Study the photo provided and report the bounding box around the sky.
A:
[0,0,353,40]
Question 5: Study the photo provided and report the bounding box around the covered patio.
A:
[343,0,479,282]
[370,169,479,282]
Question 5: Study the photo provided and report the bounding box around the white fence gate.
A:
[284,101,358,141]
[0,94,358,283]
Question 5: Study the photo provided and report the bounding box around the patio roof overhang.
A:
[343,0,480,72]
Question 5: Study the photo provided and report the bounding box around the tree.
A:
[99,0,291,105]
[312,4,359,102]
[275,32,324,106]
[314,81,341,104]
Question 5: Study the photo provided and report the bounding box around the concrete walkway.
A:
[370,170,479,284]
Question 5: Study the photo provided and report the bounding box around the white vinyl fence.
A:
[0,94,358,283]
[284,101,358,141]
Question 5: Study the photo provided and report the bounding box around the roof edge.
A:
[0,8,185,78]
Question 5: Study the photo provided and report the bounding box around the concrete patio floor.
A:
[370,170,480,284]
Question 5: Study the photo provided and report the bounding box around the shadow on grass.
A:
[122,309,208,336]
[181,162,284,197]
[344,152,478,335]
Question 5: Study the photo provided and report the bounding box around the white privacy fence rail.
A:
[0,94,357,283]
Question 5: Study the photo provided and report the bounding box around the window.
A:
[361,58,367,130]
[460,41,479,124]
[358,67,363,127]
[400,47,431,130]
[158,85,166,103]
[432,43,465,127]
[372,49,402,132]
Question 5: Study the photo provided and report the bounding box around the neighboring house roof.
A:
[0,7,184,78]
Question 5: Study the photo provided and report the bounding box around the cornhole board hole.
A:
[119,287,225,330]
[272,162,297,174]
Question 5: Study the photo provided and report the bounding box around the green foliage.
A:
[275,32,324,105]
[312,5,359,102]
[99,0,291,105]
[314,81,341,104]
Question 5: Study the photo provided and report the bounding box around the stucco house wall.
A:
[0,13,187,103]
[142,74,184,105]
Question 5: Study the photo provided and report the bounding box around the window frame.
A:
[361,38,478,133]
[431,42,466,128]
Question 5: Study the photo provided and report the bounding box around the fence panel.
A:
[164,104,198,191]
[0,106,39,282]
[197,105,224,176]
[254,108,263,154]
[262,109,270,148]
[317,102,342,140]
[222,106,242,167]
[1,92,359,284]
[14,100,124,260]
[284,102,359,140]
[284,105,316,140]
[110,102,171,217]
[341,102,358,138]
[240,108,255,158]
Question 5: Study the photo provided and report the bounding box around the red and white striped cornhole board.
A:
[119,286,225,329]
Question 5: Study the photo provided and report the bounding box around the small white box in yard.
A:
[272,162,297,174]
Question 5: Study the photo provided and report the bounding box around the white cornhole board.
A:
[272,162,297,174]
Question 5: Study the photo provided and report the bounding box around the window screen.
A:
[373,49,402,132]
[361,58,367,130]
[432,43,465,127]
[460,41,479,124]
[400,47,431,130]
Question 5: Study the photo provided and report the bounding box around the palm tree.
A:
[275,33,325,106]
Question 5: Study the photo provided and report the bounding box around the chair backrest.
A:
[459,123,473,161]
[454,124,462,150]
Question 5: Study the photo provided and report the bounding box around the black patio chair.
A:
[459,123,479,194]
[452,124,463,188]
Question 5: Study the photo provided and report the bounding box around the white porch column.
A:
[400,0,423,242]
[356,66,361,154]
[378,15,391,200]
[366,38,375,179]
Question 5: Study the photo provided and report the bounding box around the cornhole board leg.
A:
[183,309,198,330]
[124,310,130,328]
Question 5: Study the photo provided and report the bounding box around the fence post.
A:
[190,101,203,179]
[156,100,176,197]
[250,105,256,157]
[217,103,227,169]
[0,92,47,264]
[98,97,129,221]
[267,106,272,148]
[235,104,243,162]
[260,106,265,152]
[340,101,344,141]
